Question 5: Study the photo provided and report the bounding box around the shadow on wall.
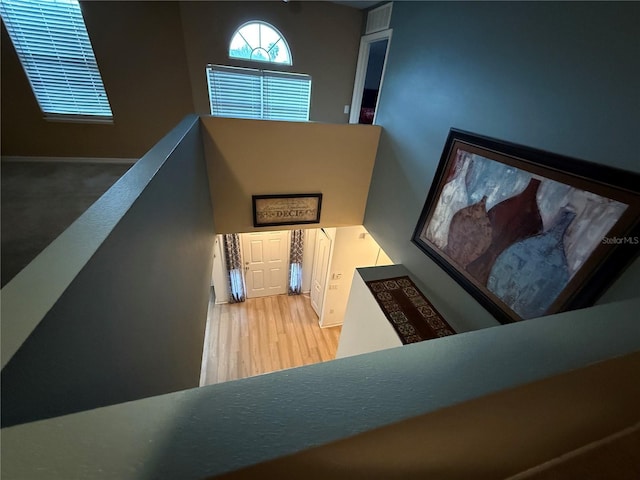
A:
[201,124,247,232]
[138,308,640,480]
[1,117,215,427]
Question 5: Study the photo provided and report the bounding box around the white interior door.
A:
[242,231,289,298]
[310,229,332,318]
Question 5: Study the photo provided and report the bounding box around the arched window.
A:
[229,21,292,65]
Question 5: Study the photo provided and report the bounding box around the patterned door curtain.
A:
[288,229,304,295]
[223,233,246,303]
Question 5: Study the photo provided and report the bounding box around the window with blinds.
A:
[206,65,311,122]
[0,0,113,122]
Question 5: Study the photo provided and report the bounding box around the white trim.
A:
[229,20,293,66]
[199,288,215,387]
[1,156,137,165]
[44,114,114,125]
[349,29,393,125]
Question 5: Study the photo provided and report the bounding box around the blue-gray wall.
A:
[1,120,215,427]
[364,1,640,331]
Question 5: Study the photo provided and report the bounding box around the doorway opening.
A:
[200,226,394,386]
[349,29,392,125]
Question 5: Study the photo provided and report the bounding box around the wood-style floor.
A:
[201,294,342,385]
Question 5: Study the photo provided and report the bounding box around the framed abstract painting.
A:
[412,129,640,324]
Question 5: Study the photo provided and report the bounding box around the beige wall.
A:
[1,2,195,158]
[202,117,380,233]
[214,351,640,480]
[179,1,363,122]
[1,1,362,158]
[1,1,363,158]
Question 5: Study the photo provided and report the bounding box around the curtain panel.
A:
[223,233,245,303]
[288,230,304,295]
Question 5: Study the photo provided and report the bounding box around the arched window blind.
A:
[0,0,113,122]
[206,65,311,122]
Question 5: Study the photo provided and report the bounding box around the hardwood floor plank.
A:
[249,308,263,377]
[273,295,287,336]
[283,314,304,367]
[269,342,282,372]
[202,294,341,385]
[267,296,280,343]
[277,333,292,370]
[275,296,295,369]
[216,306,230,382]
[238,304,251,378]
[289,298,312,359]
[257,298,273,375]
[296,297,323,361]
[228,311,240,379]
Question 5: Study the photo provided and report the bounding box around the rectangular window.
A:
[0,0,113,122]
[206,65,311,122]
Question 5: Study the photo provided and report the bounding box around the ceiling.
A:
[329,1,381,9]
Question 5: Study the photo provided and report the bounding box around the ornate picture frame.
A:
[412,129,640,324]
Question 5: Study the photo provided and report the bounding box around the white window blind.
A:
[0,0,113,122]
[206,65,311,122]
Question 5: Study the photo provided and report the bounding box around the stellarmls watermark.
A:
[602,236,639,245]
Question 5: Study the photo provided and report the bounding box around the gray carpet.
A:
[1,161,131,287]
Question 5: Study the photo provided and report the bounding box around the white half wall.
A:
[3,296,640,479]
[320,225,394,327]
[336,265,403,359]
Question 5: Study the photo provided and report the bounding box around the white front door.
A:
[310,229,332,317]
[241,231,289,298]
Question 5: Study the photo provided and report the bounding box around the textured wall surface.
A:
[364,1,640,331]
[1,117,215,427]
[2,297,639,479]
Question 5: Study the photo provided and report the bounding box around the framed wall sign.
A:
[412,129,640,324]
[253,193,322,227]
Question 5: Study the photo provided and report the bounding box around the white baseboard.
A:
[1,156,137,165]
